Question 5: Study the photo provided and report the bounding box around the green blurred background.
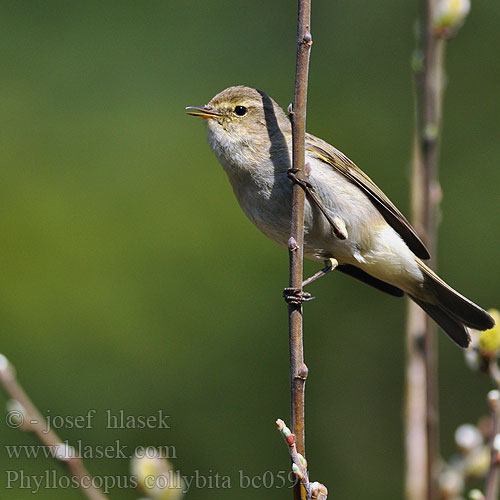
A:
[0,1,498,498]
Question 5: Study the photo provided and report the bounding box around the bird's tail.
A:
[409,259,495,348]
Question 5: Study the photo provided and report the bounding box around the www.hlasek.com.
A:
[5,469,299,494]
[5,441,177,460]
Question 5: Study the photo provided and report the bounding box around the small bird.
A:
[187,85,494,347]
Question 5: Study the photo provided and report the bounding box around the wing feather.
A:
[307,136,430,260]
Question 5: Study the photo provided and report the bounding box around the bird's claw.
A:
[283,287,315,305]
[287,168,313,189]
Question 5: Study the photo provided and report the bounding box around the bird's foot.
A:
[283,288,315,305]
[287,167,313,188]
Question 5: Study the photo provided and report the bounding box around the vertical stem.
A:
[485,370,500,500]
[406,2,445,500]
[289,1,312,500]
[485,413,500,500]
[405,297,428,500]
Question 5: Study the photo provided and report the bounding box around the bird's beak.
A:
[185,106,221,119]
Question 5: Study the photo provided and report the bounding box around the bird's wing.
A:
[337,264,404,297]
[306,135,430,260]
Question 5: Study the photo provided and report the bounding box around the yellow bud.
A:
[478,309,500,358]
[434,0,470,25]
[469,489,485,500]
[130,448,184,500]
[433,0,470,37]
[463,446,491,479]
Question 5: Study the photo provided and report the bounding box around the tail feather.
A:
[416,259,495,331]
[411,296,471,348]
[411,259,495,348]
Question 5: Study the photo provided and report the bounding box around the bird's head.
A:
[187,86,291,168]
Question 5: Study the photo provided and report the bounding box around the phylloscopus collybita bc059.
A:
[187,85,494,347]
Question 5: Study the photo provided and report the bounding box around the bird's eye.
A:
[234,105,248,116]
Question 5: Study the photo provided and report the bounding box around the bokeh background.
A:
[0,1,499,499]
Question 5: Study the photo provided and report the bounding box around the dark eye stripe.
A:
[234,105,247,116]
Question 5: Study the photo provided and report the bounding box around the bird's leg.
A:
[302,258,338,287]
[283,258,338,304]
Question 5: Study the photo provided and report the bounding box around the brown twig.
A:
[287,1,312,500]
[405,1,446,500]
[0,354,110,500]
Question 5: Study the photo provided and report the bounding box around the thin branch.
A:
[485,383,500,500]
[276,419,327,500]
[490,362,500,388]
[406,1,446,499]
[287,1,312,500]
[277,418,312,496]
[0,354,110,500]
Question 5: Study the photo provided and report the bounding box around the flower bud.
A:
[478,310,500,359]
[276,419,291,436]
[433,0,471,38]
[463,446,490,479]
[298,363,309,380]
[439,468,464,498]
[130,448,184,500]
[311,482,328,500]
[310,482,319,499]
[487,390,500,412]
[469,489,485,500]
[493,434,500,454]
[292,463,304,481]
[318,483,328,496]
[455,424,483,454]
[464,348,480,372]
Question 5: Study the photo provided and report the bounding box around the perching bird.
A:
[187,86,494,347]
